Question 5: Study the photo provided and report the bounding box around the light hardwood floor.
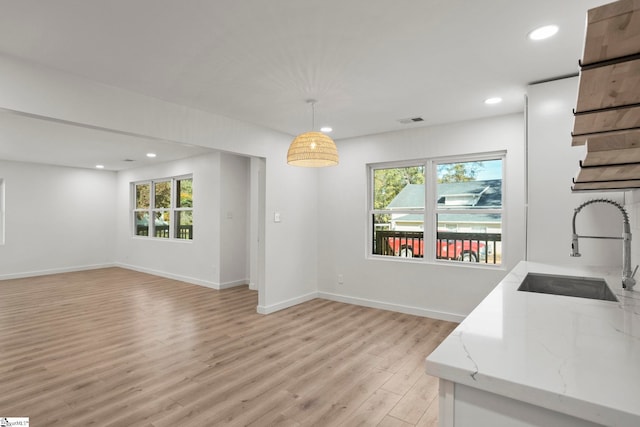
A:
[0,268,456,426]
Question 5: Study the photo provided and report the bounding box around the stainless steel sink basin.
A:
[517,273,618,302]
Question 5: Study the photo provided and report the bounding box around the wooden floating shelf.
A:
[572,127,640,146]
[572,104,640,136]
[571,0,640,192]
[576,58,640,112]
[575,162,640,183]
[572,179,640,191]
[581,0,640,66]
[581,133,640,166]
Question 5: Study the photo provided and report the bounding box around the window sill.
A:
[132,236,194,243]
[367,254,506,270]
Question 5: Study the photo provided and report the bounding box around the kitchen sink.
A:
[517,272,618,302]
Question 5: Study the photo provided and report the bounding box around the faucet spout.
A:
[571,199,635,291]
[571,233,580,257]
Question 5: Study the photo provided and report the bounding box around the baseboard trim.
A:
[257,291,318,315]
[1,265,465,322]
[317,291,465,323]
[219,279,249,289]
[116,263,219,289]
[0,263,116,281]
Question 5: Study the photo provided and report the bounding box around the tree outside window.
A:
[132,175,193,240]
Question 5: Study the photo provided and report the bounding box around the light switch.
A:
[274,211,281,223]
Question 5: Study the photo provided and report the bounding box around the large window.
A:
[369,154,504,265]
[133,175,193,240]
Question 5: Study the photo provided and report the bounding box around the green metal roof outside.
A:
[386,179,502,209]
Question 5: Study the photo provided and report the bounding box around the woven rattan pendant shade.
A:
[287,131,339,167]
[287,100,338,167]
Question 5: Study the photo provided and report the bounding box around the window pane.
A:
[135,212,149,236]
[436,159,502,208]
[176,178,193,208]
[436,213,502,264]
[372,213,424,258]
[374,166,425,210]
[153,211,170,238]
[136,183,150,209]
[154,181,171,209]
[176,211,193,240]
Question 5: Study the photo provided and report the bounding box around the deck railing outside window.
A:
[136,225,193,240]
[374,230,501,264]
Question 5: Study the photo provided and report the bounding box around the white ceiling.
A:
[0,0,609,170]
[0,110,213,170]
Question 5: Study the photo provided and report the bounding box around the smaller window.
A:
[153,180,171,238]
[132,176,193,240]
[134,183,150,237]
[175,178,193,240]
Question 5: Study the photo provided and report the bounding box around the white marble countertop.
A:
[426,261,640,427]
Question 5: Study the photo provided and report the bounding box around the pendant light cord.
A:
[307,98,317,131]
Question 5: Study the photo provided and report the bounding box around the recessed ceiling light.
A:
[528,25,559,41]
[320,126,333,133]
[95,164,105,169]
[146,153,157,158]
[484,97,502,105]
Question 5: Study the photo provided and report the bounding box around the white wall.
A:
[116,152,222,287]
[0,54,317,313]
[116,151,252,289]
[526,77,625,268]
[261,161,319,312]
[248,157,266,292]
[220,152,250,287]
[316,114,526,321]
[0,160,116,278]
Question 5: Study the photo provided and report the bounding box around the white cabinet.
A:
[437,380,602,427]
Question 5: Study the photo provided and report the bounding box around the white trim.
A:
[0,263,116,281]
[132,175,193,240]
[249,281,258,291]
[318,291,465,323]
[256,291,318,314]
[439,379,455,427]
[1,264,464,323]
[219,279,249,289]
[367,162,426,260]
[116,262,219,289]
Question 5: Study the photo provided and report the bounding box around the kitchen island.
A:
[426,261,640,427]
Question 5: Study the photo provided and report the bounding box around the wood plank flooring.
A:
[0,268,456,426]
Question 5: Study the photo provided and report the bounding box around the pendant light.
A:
[287,100,339,167]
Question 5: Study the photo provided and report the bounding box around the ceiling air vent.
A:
[398,117,424,124]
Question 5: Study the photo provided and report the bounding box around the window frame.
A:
[0,178,4,245]
[432,153,505,266]
[368,160,426,258]
[132,174,193,241]
[367,152,505,267]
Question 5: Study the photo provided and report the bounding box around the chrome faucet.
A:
[571,199,637,290]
